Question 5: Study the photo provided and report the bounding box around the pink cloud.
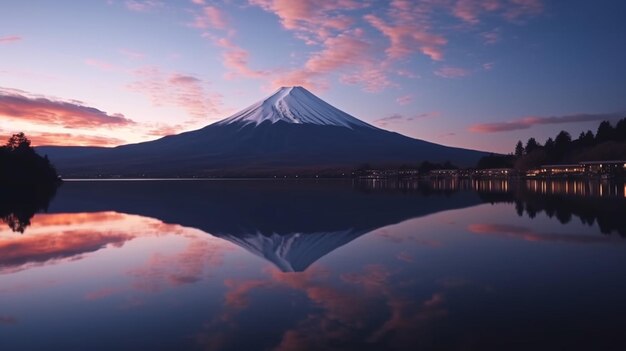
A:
[469,112,623,133]
[214,38,269,79]
[504,0,544,21]
[249,0,367,44]
[0,88,134,129]
[0,35,21,44]
[482,62,495,70]
[364,10,447,61]
[481,28,501,44]
[127,66,223,119]
[84,58,118,72]
[468,223,618,244]
[191,5,228,30]
[145,123,185,137]
[272,29,392,92]
[84,287,124,301]
[451,0,543,23]
[373,111,441,127]
[128,238,229,292]
[124,0,163,12]
[0,229,134,274]
[434,66,470,78]
[396,94,413,105]
[453,0,501,24]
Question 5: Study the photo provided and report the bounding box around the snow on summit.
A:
[215,86,374,129]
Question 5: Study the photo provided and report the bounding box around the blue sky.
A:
[1,0,625,152]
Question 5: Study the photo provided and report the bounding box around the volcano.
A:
[39,86,486,177]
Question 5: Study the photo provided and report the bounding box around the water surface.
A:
[1,179,626,350]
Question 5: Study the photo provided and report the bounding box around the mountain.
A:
[39,87,487,177]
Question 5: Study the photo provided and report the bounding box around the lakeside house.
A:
[356,169,420,179]
[528,160,626,178]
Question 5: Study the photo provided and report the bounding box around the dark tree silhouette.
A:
[515,140,524,157]
[596,120,615,143]
[525,138,540,154]
[0,133,61,232]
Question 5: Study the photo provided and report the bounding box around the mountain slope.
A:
[39,87,487,177]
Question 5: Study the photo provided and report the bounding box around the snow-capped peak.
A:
[214,86,374,129]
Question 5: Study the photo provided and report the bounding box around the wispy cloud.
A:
[396,94,413,105]
[434,66,470,78]
[0,88,134,128]
[482,62,495,70]
[0,35,21,44]
[249,0,367,44]
[469,112,624,133]
[481,28,501,44]
[124,0,163,12]
[119,48,145,60]
[468,223,618,244]
[84,58,118,72]
[190,5,228,30]
[127,66,223,119]
[374,111,440,127]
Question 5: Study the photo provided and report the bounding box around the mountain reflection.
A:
[5,179,625,275]
[43,180,483,272]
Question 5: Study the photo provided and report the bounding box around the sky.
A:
[1,0,625,153]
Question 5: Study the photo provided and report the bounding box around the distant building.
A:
[428,169,459,177]
[580,160,626,176]
[472,168,515,178]
[527,161,626,178]
[356,169,419,179]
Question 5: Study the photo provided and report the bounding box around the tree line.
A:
[478,117,626,170]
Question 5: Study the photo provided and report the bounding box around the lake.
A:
[1,179,626,350]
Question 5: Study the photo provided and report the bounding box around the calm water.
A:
[1,179,626,350]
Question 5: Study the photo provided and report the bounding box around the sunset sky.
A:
[1,0,625,153]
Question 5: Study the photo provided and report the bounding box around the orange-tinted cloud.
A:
[469,112,623,133]
[0,35,21,44]
[0,212,210,274]
[0,88,134,128]
[23,131,124,147]
[144,123,185,137]
[0,230,134,274]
